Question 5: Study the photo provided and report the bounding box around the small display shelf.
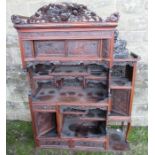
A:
[33,85,108,105]
[62,107,107,121]
[28,64,108,80]
[61,115,107,138]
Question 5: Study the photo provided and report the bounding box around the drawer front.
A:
[19,30,113,40]
[32,104,56,111]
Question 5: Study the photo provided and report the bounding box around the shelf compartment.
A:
[61,115,106,138]
[29,63,108,79]
[111,64,133,87]
[111,77,131,87]
[62,107,107,121]
[32,84,108,105]
[51,65,87,75]
[34,112,58,138]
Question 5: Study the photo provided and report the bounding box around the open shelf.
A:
[110,77,132,89]
[28,63,108,80]
[111,63,133,89]
[111,77,131,86]
[32,83,108,105]
[62,107,107,121]
[34,112,58,138]
[61,115,107,138]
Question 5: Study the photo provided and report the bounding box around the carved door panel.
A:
[111,89,130,116]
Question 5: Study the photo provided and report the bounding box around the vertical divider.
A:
[109,34,114,68]
[27,69,36,96]
[98,39,102,58]
[129,63,137,115]
[100,39,103,58]
[125,63,137,140]
[108,66,112,114]
[56,105,62,137]
[108,32,114,114]
[31,40,35,58]
[64,40,68,57]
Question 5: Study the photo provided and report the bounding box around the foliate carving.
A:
[11,2,120,24]
[11,15,28,24]
[114,29,129,58]
[105,12,120,22]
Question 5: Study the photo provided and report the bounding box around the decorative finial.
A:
[106,12,120,22]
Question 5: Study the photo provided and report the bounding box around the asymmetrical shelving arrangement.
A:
[12,3,139,151]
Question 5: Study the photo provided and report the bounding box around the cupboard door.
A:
[111,89,130,116]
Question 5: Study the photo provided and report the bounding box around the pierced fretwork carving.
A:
[105,12,120,22]
[11,3,121,24]
[114,29,129,58]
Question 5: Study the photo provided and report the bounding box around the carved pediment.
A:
[11,2,119,24]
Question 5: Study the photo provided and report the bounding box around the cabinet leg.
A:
[121,121,124,132]
[104,136,109,150]
[125,122,131,142]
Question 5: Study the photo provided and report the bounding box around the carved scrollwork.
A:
[11,2,120,24]
[114,29,129,58]
[105,12,120,22]
[11,15,28,24]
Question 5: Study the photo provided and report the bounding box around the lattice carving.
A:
[111,90,130,115]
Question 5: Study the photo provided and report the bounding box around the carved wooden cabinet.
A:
[12,3,139,151]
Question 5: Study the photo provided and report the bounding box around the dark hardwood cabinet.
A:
[12,3,139,151]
